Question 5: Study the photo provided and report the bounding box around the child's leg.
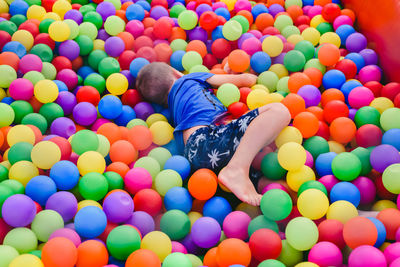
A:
[219,103,291,206]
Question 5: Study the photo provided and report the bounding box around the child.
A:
[136,62,291,206]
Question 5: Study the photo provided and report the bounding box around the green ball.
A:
[88,50,108,70]
[25,0,41,5]
[274,15,293,32]
[21,113,48,134]
[177,10,198,30]
[10,101,33,125]
[155,170,182,196]
[71,129,99,155]
[222,20,242,41]
[79,21,98,40]
[148,147,172,169]
[28,250,42,259]
[331,152,362,181]
[277,240,303,266]
[380,108,400,131]
[104,171,124,191]
[170,39,187,52]
[79,172,109,201]
[298,180,327,196]
[248,215,279,236]
[304,58,326,74]
[0,65,17,88]
[0,245,19,267]
[106,225,141,260]
[0,102,15,127]
[23,70,45,84]
[79,4,95,15]
[31,210,64,242]
[382,163,400,194]
[0,185,14,213]
[163,252,192,267]
[104,16,125,36]
[285,0,302,8]
[0,20,17,35]
[294,40,315,61]
[39,103,64,125]
[285,217,318,251]
[258,259,286,267]
[281,25,300,39]
[261,152,287,180]
[257,71,279,92]
[232,15,249,33]
[0,165,8,183]
[284,50,306,72]
[39,18,55,33]
[134,156,161,180]
[83,11,103,30]
[98,57,120,78]
[160,210,191,240]
[316,22,334,35]
[3,227,38,254]
[84,73,106,93]
[182,51,203,72]
[1,180,24,194]
[170,4,186,18]
[260,189,293,221]
[30,44,53,62]
[350,147,372,176]
[127,119,148,128]
[10,15,27,27]
[303,136,329,159]
[354,106,381,128]
[277,77,290,93]
[75,35,94,56]
[41,62,57,80]
[216,83,240,107]
[8,142,33,165]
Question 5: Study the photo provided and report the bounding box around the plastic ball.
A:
[222,211,251,240]
[141,231,172,262]
[79,172,108,201]
[216,238,251,267]
[370,145,400,173]
[74,206,107,239]
[8,161,39,187]
[25,175,56,206]
[126,249,161,267]
[261,152,287,180]
[106,225,141,260]
[285,217,318,251]
[1,194,36,227]
[41,237,77,267]
[343,216,378,249]
[249,228,282,262]
[45,191,77,222]
[277,142,307,171]
[33,79,58,104]
[188,168,218,201]
[326,200,358,224]
[76,240,108,267]
[0,103,15,127]
[164,187,192,213]
[3,227,38,254]
[381,107,400,131]
[308,241,342,267]
[260,189,293,221]
[178,10,198,30]
[298,189,329,219]
[9,254,43,267]
[103,191,134,223]
[191,216,221,248]
[222,20,242,41]
[48,21,70,42]
[348,245,387,267]
[383,164,400,194]
[217,83,240,107]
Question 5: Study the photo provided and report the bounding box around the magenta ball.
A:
[222,211,251,240]
[396,226,400,242]
[262,183,288,194]
[91,118,111,132]
[370,144,400,173]
[384,243,400,265]
[349,245,387,267]
[391,258,400,267]
[104,37,125,57]
[9,78,34,100]
[72,102,98,126]
[56,69,78,90]
[234,0,251,12]
[19,54,42,74]
[305,150,314,168]
[125,211,155,236]
[333,15,353,30]
[126,20,144,38]
[1,194,36,227]
[241,37,262,56]
[352,176,376,205]
[45,191,78,222]
[124,167,152,195]
[308,5,322,18]
[348,86,374,108]
[103,191,134,223]
[191,217,221,248]
[318,175,340,193]
[50,117,76,138]
[171,241,188,254]
[358,65,382,84]
[297,85,322,107]
[308,241,343,267]
[49,228,81,247]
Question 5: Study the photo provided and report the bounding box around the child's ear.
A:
[171,68,184,78]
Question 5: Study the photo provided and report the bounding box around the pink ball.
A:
[241,38,262,56]
[234,0,251,12]
[249,30,262,39]
[358,65,382,84]
[262,183,288,194]
[384,243,400,265]
[308,241,343,267]
[352,176,376,205]
[49,228,81,247]
[318,175,340,193]
[398,194,400,210]
[212,2,227,10]
[91,118,111,132]
[333,15,353,30]
[138,143,158,157]
[396,225,400,242]
[348,86,375,108]
[19,54,42,74]
[126,20,144,38]
[8,78,34,100]
[391,258,400,267]
[124,167,153,195]
[222,211,251,240]
[171,241,188,254]
[187,1,196,10]
[308,5,323,18]
[305,150,314,168]
[349,245,387,267]
[56,69,78,90]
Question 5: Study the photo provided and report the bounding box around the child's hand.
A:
[240,73,258,87]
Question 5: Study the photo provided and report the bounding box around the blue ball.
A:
[382,129,400,151]
[126,4,145,21]
[251,4,269,19]
[322,69,346,89]
[250,51,271,74]
[367,217,386,248]
[345,52,365,72]
[211,26,224,41]
[129,57,150,78]
[170,50,185,71]
[315,152,337,177]
[77,66,95,80]
[164,155,191,180]
[164,187,193,213]
[98,95,123,119]
[9,0,29,16]
[330,182,361,207]
[49,160,80,190]
[53,80,68,92]
[163,139,180,156]
[74,206,107,239]
[214,8,230,21]
[2,41,26,58]
[25,175,57,206]
[332,0,341,3]
[203,196,232,225]
[302,0,314,6]
[340,80,363,101]
[114,105,136,126]
[1,97,14,105]
[335,25,356,45]
[136,0,151,11]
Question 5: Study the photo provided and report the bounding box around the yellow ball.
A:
[235,202,261,219]
[310,15,327,28]
[286,165,316,192]
[247,89,269,110]
[26,5,46,21]
[146,113,167,127]
[34,79,59,103]
[277,142,306,171]
[188,211,202,227]
[52,0,72,18]
[0,88,6,101]
[287,34,304,45]
[221,0,236,11]
[275,126,303,148]
[265,93,284,104]
[0,160,11,169]
[106,73,128,95]
[9,161,39,186]
[319,32,341,48]
[269,64,288,79]
[48,21,70,42]
[328,140,345,153]
[295,262,319,267]
[0,0,9,13]
[42,12,61,21]
[326,200,358,224]
[7,125,35,146]
[9,254,43,267]
[31,141,61,169]
[370,97,394,113]
[77,200,103,211]
[77,151,106,176]
[251,84,268,92]
[380,242,392,252]
[93,39,105,51]
[262,36,283,57]
[297,189,329,219]
[301,27,320,46]
[149,121,174,146]
[372,200,397,211]
[141,231,172,262]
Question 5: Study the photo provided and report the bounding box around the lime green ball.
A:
[177,10,198,30]
[232,15,249,33]
[304,58,326,73]
[331,152,362,181]
[298,180,327,196]
[96,134,110,157]
[127,118,148,128]
[10,100,33,125]
[350,147,372,176]
[261,189,293,221]
[160,210,191,240]
[170,4,186,18]
[284,50,306,72]
[261,152,287,180]
[382,163,400,194]
[182,51,203,72]
[186,254,203,267]
[354,106,381,128]
[285,217,318,251]
[1,180,24,194]
[31,210,64,242]
[222,20,242,41]
[79,22,98,40]
[155,169,182,196]
[259,259,286,267]
[303,136,329,159]
[41,62,57,80]
[79,172,108,201]
[163,252,192,267]
[3,227,38,254]
[285,0,302,8]
[106,225,141,260]
[105,0,121,10]
[148,147,172,169]
[104,15,125,36]
[0,165,8,183]
[257,71,279,92]
[30,44,53,63]
[274,15,293,32]
[104,171,123,191]
[216,83,240,107]
[64,19,79,39]
[71,129,99,155]
[8,142,33,165]
[294,40,315,61]
[380,108,400,131]
[170,39,187,52]
[134,156,161,180]
[23,70,45,84]
[21,113,48,134]
[0,245,19,267]
[84,73,106,93]
[0,103,15,127]
[277,240,303,266]
[282,25,300,39]
[0,185,14,213]
[248,215,279,236]
[0,65,17,88]
[277,77,290,93]
[98,57,120,78]
[189,65,209,73]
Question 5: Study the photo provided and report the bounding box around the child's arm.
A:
[206,73,258,88]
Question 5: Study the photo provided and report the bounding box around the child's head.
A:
[136,62,176,106]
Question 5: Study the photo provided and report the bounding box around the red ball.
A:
[211,38,231,59]
[323,100,349,124]
[42,0,57,11]
[381,82,400,101]
[122,89,142,107]
[355,124,382,148]
[228,102,248,119]
[239,87,252,103]
[394,93,400,108]
[249,229,282,262]
[297,24,309,33]
[199,11,219,31]
[375,175,397,200]
[321,3,341,22]
[19,21,39,37]
[153,17,173,40]
[295,15,311,26]
[136,47,157,62]
[143,27,155,40]
[364,81,383,97]
[134,36,153,52]
[217,15,227,26]
[133,189,162,216]
[34,33,55,50]
[151,0,168,8]
[316,121,330,140]
[119,50,136,70]
[0,31,11,51]
[98,222,119,242]
[318,219,345,249]
[263,26,280,35]
[49,136,72,161]
[71,3,81,9]
[52,56,72,71]
[203,53,218,69]
[334,59,357,80]
[76,86,101,106]
[0,218,11,243]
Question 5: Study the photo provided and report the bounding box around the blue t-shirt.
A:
[168,72,227,154]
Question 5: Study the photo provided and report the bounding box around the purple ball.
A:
[49,228,81,247]
[359,49,378,66]
[187,27,208,43]
[56,91,77,115]
[56,69,78,90]
[180,233,201,254]
[58,40,80,61]
[96,1,116,21]
[64,9,83,24]
[133,102,154,120]
[121,70,135,88]
[222,211,251,240]
[348,108,357,121]
[191,217,221,248]
[272,52,286,65]
[46,191,78,222]
[352,176,376,205]
[103,191,134,223]
[125,211,155,236]
[97,29,111,41]
[297,85,321,107]
[370,145,400,173]
[346,32,367,53]
[104,37,125,57]
[196,4,212,16]
[72,102,98,126]
[150,6,169,20]
[269,4,285,17]
[50,117,76,138]
[1,194,37,227]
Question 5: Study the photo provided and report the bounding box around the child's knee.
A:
[265,103,291,125]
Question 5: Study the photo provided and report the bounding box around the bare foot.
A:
[218,166,262,206]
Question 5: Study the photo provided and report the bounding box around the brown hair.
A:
[135,62,175,106]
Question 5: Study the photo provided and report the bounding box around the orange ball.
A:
[106,162,130,177]
[255,13,274,31]
[0,126,11,151]
[188,168,218,200]
[126,249,161,267]
[287,5,303,21]
[237,10,253,25]
[186,40,207,58]
[281,93,306,118]
[117,32,135,51]
[343,217,378,249]
[318,43,341,66]
[109,140,138,164]
[314,0,332,6]
[143,17,156,28]
[97,123,122,145]
[169,27,187,41]
[0,51,20,70]
[304,67,323,88]
[76,240,109,267]
[377,208,400,240]
[267,0,284,7]
[154,43,173,63]
[329,117,356,144]
[306,106,324,121]
[288,72,312,93]
[0,130,3,148]
[42,237,78,267]
[203,247,219,267]
[119,126,129,140]
[228,49,250,73]
[216,238,252,267]
[127,125,153,150]
[341,9,356,22]
[321,89,345,107]
[293,111,319,138]
[26,124,43,143]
